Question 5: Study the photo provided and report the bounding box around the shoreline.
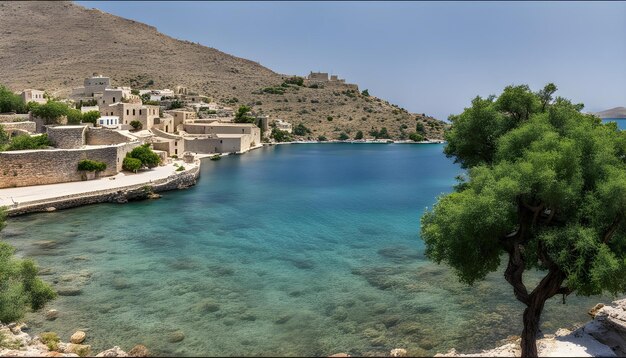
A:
[263,139,445,146]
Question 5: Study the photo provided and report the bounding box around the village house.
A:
[100,102,160,130]
[20,89,47,105]
[273,119,292,133]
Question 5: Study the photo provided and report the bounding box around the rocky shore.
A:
[436,299,626,357]
[0,322,148,357]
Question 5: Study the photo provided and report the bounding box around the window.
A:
[126,109,129,115]
[174,149,178,155]
[139,109,142,115]
[174,141,177,146]
[113,97,116,103]
[133,109,136,115]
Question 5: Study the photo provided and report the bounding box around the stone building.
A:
[20,89,46,105]
[273,119,292,133]
[167,110,196,130]
[308,72,329,81]
[100,103,160,130]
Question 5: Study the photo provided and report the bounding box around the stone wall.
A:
[85,127,133,145]
[0,121,36,134]
[47,126,87,149]
[6,165,200,216]
[0,143,139,188]
[183,137,221,154]
[0,114,30,123]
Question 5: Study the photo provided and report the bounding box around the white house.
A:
[98,116,120,128]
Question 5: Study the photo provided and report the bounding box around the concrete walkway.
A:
[0,160,198,208]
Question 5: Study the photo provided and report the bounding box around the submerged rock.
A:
[70,331,86,344]
[95,346,128,357]
[128,344,149,357]
[167,330,185,343]
[45,309,59,321]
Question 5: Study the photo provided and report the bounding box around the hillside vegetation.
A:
[0,1,446,140]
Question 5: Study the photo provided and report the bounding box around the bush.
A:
[176,165,185,171]
[271,128,292,143]
[77,159,107,172]
[169,100,183,109]
[293,123,311,136]
[326,116,333,121]
[0,224,57,323]
[361,89,370,97]
[234,105,254,123]
[409,132,424,142]
[416,121,425,134]
[127,144,161,168]
[82,110,100,124]
[129,121,142,131]
[66,108,83,124]
[338,132,349,140]
[317,135,328,142]
[210,154,221,161]
[5,134,51,151]
[354,130,364,140]
[283,76,304,86]
[0,126,9,148]
[122,157,142,173]
[0,85,26,113]
[261,87,286,95]
[39,332,60,351]
[30,101,70,125]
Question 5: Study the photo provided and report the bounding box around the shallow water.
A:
[2,143,608,356]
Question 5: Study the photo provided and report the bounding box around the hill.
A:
[595,107,626,119]
[0,1,446,140]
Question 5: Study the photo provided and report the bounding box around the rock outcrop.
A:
[0,323,144,357]
[436,299,626,357]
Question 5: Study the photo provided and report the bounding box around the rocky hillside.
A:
[0,1,446,140]
[596,107,626,119]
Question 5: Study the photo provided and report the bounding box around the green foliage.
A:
[326,116,333,122]
[261,87,286,95]
[176,165,185,171]
[66,108,83,125]
[82,111,101,125]
[30,101,72,125]
[361,89,370,97]
[415,121,425,134]
[317,135,328,142]
[369,127,390,139]
[77,159,107,172]
[354,130,364,140]
[126,144,161,169]
[129,120,142,131]
[0,213,57,323]
[0,85,26,113]
[409,132,424,142]
[234,105,254,123]
[169,100,183,109]
[283,76,304,86]
[271,128,292,143]
[421,83,626,354]
[210,154,221,161]
[131,89,140,95]
[338,132,349,140]
[5,134,51,151]
[39,332,60,351]
[122,157,142,173]
[293,123,312,136]
[0,126,9,147]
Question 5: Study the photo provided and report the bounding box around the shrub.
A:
[0,126,9,148]
[176,165,185,171]
[354,130,364,140]
[30,101,70,125]
[234,105,254,123]
[409,132,424,142]
[82,110,100,124]
[283,76,304,86]
[326,116,333,121]
[361,89,370,97]
[293,123,311,136]
[416,121,425,134]
[5,134,51,151]
[210,154,221,161]
[0,85,26,113]
[271,128,292,143]
[66,108,83,124]
[127,144,161,168]
[338,132,349,140]
[261,87,286,95]
[317,135,328,142]
[0,224,57,323]
[77,159,107,172]
[39,332,60,351]
[169,100,183,109]
[129,121,142,131]
[122,157,142,173]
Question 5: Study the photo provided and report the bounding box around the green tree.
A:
[416,121,425,135]
[0,209,57,322]
[0,126,9,148]
[338,132,349,140]
[421,84,626,357]
[66,108,83,124]
[271,128,292,143]
[5,134,51,151]
[234,105,255,123]
[537,83,557,112]
[361,89,370,97]
[0,85,26,113]
[293,123,311,136]
[122,157,142,173]
[77,159,107,172]
[169,100,183,109]
[317,135,328,142]
[129,121,142,131]
[30,101,70,125]
[82,111,101,125]
[354,130,364,140]
[409,132,423,142]
[127,144,160,168]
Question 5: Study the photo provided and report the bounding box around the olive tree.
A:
[421,84,626,357]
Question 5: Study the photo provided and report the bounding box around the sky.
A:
[78,1,626,120]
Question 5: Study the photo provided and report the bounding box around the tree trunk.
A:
[521,301,544,357]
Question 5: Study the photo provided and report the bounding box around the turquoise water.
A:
[603,118,626,130]
[1,144,606,356]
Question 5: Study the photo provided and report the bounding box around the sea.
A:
[1,143,608,356]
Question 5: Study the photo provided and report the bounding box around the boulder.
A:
[128,345,149,357]
[390,348,408,357]
[167,330,185,343]
[70,331,86,344]
[95,346,128,357]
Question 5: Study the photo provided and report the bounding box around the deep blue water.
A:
[603,118,626,130]
[1,144,604,356]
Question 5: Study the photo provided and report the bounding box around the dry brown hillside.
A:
[0,1,447,140]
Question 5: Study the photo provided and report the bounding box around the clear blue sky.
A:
[78,1,626,120]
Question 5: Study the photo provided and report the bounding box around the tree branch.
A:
[603,216,622,244]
